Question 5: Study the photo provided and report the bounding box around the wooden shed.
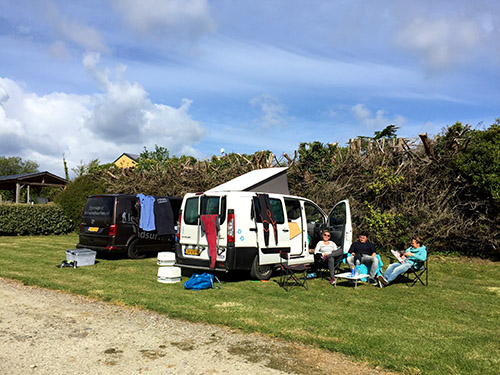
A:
[0,171,68,204]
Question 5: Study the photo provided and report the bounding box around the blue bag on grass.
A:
[184,272,221,290]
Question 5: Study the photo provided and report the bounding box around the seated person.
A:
[347,232,379,285]
[310,230,343,285]
[378,236,427,287]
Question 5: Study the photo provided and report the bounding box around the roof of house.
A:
[112,153,139,163]
[0,171,68,190]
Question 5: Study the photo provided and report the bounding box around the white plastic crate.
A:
[65,249,96,267]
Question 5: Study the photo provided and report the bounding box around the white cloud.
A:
[394,17,482,71]
[47,41,70,59]
[45,2,110,53]
[0,55,206,177]
[250,93,287,128]
[351,104,406,131]
[111,0,214,41]
[84,53,205,146]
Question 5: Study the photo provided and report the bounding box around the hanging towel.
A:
[154,197,174,235]
[257,193,278,246]
[201,214,219,269]
[137,193,156,231]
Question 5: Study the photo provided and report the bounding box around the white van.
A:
[174,168,352,279]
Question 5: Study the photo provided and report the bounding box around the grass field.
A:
[0,234,499,375]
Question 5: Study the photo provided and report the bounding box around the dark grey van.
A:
[77,194,181,259]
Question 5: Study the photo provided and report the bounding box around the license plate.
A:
[185,248,200,256]
[87,226,99,232]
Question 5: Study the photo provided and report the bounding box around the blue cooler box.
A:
[66,249,96,267]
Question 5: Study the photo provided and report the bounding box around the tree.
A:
[136,145,170,171]
[455,120,500,203]
[373,125,399,140]
[139,145,170,162]
[0,156,39,176]
[71,159,101,179]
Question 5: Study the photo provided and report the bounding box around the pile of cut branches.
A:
[76,128,499,259]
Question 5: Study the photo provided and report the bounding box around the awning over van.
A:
[207,167,289,194]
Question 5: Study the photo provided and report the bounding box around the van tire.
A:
[250,256,272,280]
[127,239,145,259]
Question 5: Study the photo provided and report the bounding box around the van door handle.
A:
[282,229,289,232]
[249,228,257,232]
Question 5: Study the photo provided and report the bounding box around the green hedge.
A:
[0,203,73,235]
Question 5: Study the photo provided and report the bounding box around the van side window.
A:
[284,199,301,221]
[304,202,325,224]
[184,197,199,225]
[253,197,285,224]
[329,201,346,226]
[304,202,325,248]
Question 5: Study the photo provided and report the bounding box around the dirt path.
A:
[0,278,396,375]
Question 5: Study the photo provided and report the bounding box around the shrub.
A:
[0,203,72,235]
[455,121,500,203]
[54,174,108,230]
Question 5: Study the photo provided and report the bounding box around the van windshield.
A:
[83,197,114,218]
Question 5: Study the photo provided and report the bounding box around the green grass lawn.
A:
[0,234,499,375]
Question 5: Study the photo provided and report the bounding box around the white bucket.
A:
[157,252,175,266]
[157,266,181,284]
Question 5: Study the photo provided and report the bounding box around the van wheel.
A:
[127,239,145,259]
[250,256,272,280]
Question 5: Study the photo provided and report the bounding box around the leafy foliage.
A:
[54,174,109,229]
[71,159,101,179]
[136,145,171,171]
[373,124,399,140]
[454,120,500,203]
[0,156,39,176]
[0,203,72,235]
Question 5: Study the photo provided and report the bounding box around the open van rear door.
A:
[326,199,352,252]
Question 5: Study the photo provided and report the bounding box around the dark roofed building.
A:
[0,171,68,204]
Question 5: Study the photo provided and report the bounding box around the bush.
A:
[0,203,72,235]
[455,121,500,203]
[54,174,108,230]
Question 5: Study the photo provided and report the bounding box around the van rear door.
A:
[79,196,116,248]
[254,195,290,265]
[326,199,352,251]
[180,194,227,259]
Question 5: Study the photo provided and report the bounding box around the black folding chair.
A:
[314,252,346,280]
[279,250,310,292]
[404,258,428,287]
[388,255,428,287]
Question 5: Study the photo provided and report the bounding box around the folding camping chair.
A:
[403,258,428,287]
[279,250,310,291]
[388,254,428,287]
[315,251,346,281]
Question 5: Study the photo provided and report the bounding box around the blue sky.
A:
[1,0,499,178]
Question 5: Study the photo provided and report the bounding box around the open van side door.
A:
[326,199,352,252]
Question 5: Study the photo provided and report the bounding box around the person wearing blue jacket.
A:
[378,236,427,287]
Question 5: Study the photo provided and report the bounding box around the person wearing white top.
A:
[311,230,343,285]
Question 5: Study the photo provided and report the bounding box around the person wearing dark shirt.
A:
[347,232,378,285]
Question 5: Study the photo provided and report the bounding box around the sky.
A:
[1,0,499,178]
